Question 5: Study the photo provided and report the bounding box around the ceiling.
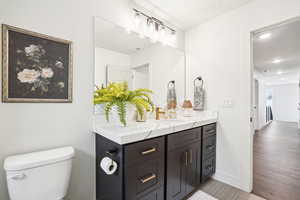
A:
[135,0,253,29]
[253,19,300,84]
[95,17,153,54]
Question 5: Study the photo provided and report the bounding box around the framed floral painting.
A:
[2,24,73,103]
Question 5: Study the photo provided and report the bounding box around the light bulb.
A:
[148,20,155,35]
[138,20,146,38]
[169,30,176,44]
[151,30,159,43]
[159,26,166,42]
[147,19,157,43]
[134,12,141,29]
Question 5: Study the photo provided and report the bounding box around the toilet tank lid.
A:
[4,146,75,171]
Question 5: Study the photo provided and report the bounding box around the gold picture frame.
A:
[2,24,73,103]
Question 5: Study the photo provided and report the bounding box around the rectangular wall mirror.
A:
[94,17,185,112]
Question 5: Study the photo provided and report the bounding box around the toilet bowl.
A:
[4,146,75,200]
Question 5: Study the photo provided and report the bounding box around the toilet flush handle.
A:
[9,173,26,180]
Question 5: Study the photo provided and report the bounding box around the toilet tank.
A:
[4,147,75,200]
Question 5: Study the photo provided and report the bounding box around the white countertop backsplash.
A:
[93,110,218,145]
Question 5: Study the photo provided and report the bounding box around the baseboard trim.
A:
[256,120,272,132]
[213,171,242,191]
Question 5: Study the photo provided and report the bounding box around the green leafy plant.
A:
[94,82,154,126]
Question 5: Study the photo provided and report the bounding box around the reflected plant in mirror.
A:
[94,82,154,126]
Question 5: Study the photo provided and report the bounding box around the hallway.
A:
[253,121,300,200]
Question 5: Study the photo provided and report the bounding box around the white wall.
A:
[185,0,300,192]
[131,44,185,106]
[94,47,131,87]
[0,0,138,200]
[271,83,298,122]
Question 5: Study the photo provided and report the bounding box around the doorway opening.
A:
[251,17,300,200]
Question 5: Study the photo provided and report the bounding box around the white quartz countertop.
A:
[93,110,218,145]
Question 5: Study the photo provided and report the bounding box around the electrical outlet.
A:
[223,99,234,108]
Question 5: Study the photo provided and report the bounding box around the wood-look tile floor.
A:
[253,121,300,200]
[197,179,265,200]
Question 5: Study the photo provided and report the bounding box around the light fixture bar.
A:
[133,8,175,33]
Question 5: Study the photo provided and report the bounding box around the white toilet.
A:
[4,146,75,200]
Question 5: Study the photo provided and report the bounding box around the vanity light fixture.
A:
[130,8,177,46]
[259,33,272,40]
[272,58,282,64]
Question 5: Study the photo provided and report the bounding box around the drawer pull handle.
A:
[140,174,156,184]
[206,165,212,170]
[206,145,215,150]
[190,150,193,164]
[206,129,215,134]
[185,151,188,166]
[141,148,156,155]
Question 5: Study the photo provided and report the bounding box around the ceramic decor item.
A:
[193,76,205,111]
[182,99,193,117]
[167,80,177,109]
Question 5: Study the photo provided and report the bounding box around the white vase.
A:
[109,104,136,126]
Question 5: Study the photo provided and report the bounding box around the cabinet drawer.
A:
[125,158,164,200]
[203,123,216,138]
[167,127,201,151]
[202,135,216,161]
[125,137,164,165]
[201,156,216,183]
[136,187,164,200]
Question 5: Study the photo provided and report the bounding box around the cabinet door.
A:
[166,147,188,200]
[201,156,216,183]
[186,142,201,194]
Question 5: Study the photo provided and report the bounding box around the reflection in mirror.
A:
[94,17,185,113]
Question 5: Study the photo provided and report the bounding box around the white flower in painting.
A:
[58,82,65,88]
[41,68,54,78]
[24,44,46,60]
[17,69,40,83]
[55,61,64,69]
[24,45,40,56]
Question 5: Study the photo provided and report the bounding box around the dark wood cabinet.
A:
[96,134,124,200]
[186,142,201,194]
[201,124,216,183]
[166,128,202,200]
[96,136,165,200]
[125,137,165,200]
[96,123,217,200]
[166,146,188,200]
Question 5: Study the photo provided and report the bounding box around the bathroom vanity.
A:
[94,111,217,200]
